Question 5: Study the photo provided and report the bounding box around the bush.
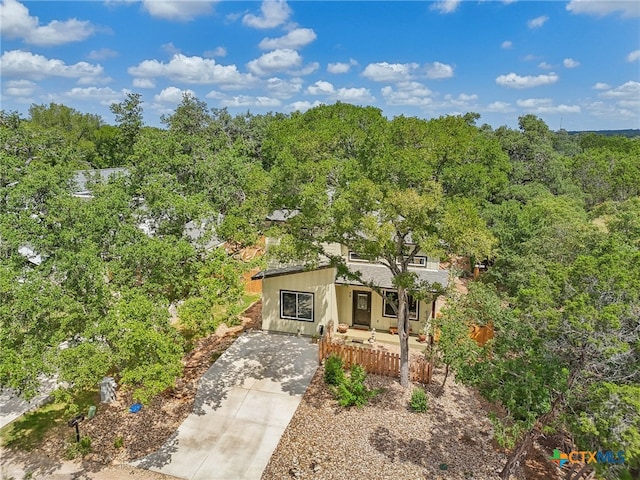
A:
[65,435,92,459]
[410,387,429,413]
[324,355,345,386]
[334,364,378,408]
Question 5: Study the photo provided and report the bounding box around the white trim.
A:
[407,255,427,267]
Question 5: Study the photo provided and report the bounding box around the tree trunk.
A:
[439,363,450,395]
[397,286,410,388]
[499,429,536,480]
[499,398,562,480]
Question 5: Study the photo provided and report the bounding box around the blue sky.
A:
[1,0,639,131]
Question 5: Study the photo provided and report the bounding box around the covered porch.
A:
[329,325,431,352]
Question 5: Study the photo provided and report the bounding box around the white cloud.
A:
[362,62,419,82]
[0,0,95,46]
[566,0,639,18]
[306,80,335,95]
[599,81,640,99]
[430,0,461,14]
[563,58,580,68]
[336,87,375,103]
[128,53,257,86]
[486,101,514,113]
[0,50,104,81]
[627,50,640,62]
[88,48,118,61]
[288,100,323,112]
[63,86,123,105]
[327,59,357,74]
[259,28,317,50]
[496,72,559,88]
[380,81,433,106]
[142,1,214,21]
[593,82,611,90]
[527,15,549,29]
[585,101,637,119]
[538,62,553,70]
[246,49,302,76]
[220,95,282,108]
[162,42,181,55]
[291,61,319,76]
[205,90,225,100]
[154,86,196,104]
[204,47,227,58]
[243,0,292,29]
[425,61,454,79]
[501,41,513,49]
[132,78,155,88]
[517,98,580,113]
[523,54,539,62]
[444,93,479,108]
[265,77,302,98]
[3,79,36,97]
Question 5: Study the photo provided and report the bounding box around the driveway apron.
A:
[133,331,318,480]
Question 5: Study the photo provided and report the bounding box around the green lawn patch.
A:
[0,389,98,451]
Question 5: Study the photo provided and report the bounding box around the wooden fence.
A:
[243,267,262,294]
[469,323,494,346]
[318,337,432,384]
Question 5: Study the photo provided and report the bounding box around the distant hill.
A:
[567,129,640,138]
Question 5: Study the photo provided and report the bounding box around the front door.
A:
[352,291,371,328]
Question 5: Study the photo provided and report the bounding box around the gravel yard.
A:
[262,362,516,480]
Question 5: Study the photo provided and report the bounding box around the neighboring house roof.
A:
[265,209,299,222]
[73,168,129,197]
[18,245,43,266]
[184,219,225,251]
[336,263,449,290]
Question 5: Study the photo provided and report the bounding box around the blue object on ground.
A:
[129,403,142,413]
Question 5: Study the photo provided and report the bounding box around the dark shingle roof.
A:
[336,263,449,290]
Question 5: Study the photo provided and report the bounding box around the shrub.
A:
[410,387,429,413]
[334,364,378,408]
[113,435,124,449]
[65,435,92,459]
[324,355,345,386]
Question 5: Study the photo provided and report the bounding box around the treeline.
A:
[1,96,638,476]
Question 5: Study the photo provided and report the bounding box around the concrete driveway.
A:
[133,331,318,480]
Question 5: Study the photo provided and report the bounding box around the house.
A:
[72,168,224,250]
[72,167,129,199]
[253,219,449,336]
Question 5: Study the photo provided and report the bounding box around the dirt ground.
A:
[1,300,561,480]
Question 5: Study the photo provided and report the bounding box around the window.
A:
[382,290,419,320]
[280,290,314,322]
[348,251,369,262]
[407,256,427,267]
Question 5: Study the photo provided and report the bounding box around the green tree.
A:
[266,104,496,387]
[110,92,143,159]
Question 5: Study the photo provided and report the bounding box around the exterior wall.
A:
[340,245,439,271]
[336,285,435,333]
[261,268,338,336]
